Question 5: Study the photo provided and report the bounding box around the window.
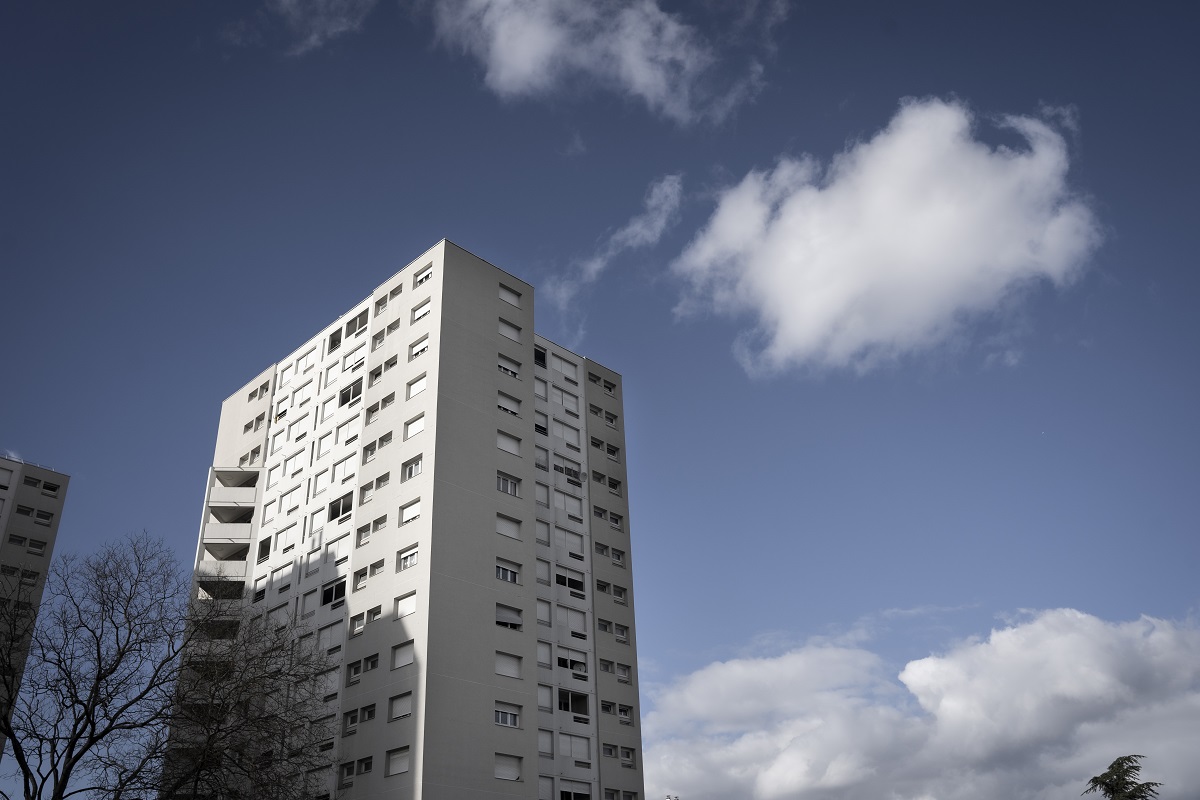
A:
[607,443,620,461]
[557,646,587,673]
[534,346,547,367]
[397,545,418,571]
[389,692,412,720]
[369,366,383,387]
[321,580,346,606]
[534,378,547,399]
[556,605,586,638]
[597,619,612,633]
[494,754,521,782]
[559,733,590,763]
[554,526,584,555]
[618,703,633,723]
[409,335,429,360]
[362,442,377,464]
[407,375,427,399]
[317,431,332,457]
[404,414,424,439]
[598,659,614,674]
[402,455,422,481]
[413,264,432,287]
[497,392,520,417]
[386,747,410,776]
[370,558,385,576]
[537,599,551,626]
[496,472,520,496]
[536,560,551,586]
[496,559,520,583]
[499,283,522,306]
[550,353,577,380]
[327,493,352,521]
[345,309,369,338]
[497,431,521,455]
[605,411,618,427]
[494,651,521,678]
[284,450,303,476]
[353,567,368,592]
[375,296,388,316]
[499,318,521,342]
[535,483,549,506]
[340,763,354,788]
[537,640,552,666]
[608,477,621,496]
[537,684,553,710]
[611,548,625,566]
[557,689,588,716]
[495,701,521,727]
[594,542,609,557]
[534,411,548,436]
[378,431,392,448]
[339,378,362,407]
[496,604,522,630]
[616,664,631,683]
[613,585,627,604]
[620,747,636,767]
[553,419,581,449]
[609,512,623,530]
[551,385,578,413]
[411,299,431,323]
[604,379,616,395]
[538,729,554,755]
[496,514,520,540]
[394,592,417,619]
[614,624,629,643]
[343,709,360,734]
[498,354,520,378]
[346,661,363,687]
[555,568,584,593]
[535,446,549,471]
[27,539,46,556]
[391,641,415,669]
[400,499,421,525]
[596,580,610,594]
[335,415,361,445]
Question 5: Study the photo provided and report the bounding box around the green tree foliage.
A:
[1083,755,1163,800]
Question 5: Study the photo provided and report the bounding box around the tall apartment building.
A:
[191,241,644,800]
[0,455,69,759]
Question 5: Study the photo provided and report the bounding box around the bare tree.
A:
[0,533,335,800]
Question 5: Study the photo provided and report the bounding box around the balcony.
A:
[203,522,252,543]
[208,485,258,506]
[196,559,248,580]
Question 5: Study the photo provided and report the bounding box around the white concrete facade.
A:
[191,241,645,800]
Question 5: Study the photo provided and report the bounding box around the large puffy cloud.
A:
[672,98,1103,374]
[428,0,771,124]
[645,609,1200,800]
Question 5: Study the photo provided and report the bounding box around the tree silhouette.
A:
[1082,755,1163,800]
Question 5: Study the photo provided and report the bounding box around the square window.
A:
[496,472,520,497]
[389,692,412,720]
[386,747,410,776]
[412,299,431,323]
[397,546,418,571]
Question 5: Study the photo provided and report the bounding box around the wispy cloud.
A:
[544,173,683,324]
[672,98,1104,375]
[267,0,378,54]
[645,609,1200,800]
[427,0,774,124]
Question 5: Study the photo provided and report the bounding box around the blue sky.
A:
[3,2,1198,797]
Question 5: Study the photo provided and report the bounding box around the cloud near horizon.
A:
[644,609,1200,800]
[427,0,772,124]
[672,97,1103,375]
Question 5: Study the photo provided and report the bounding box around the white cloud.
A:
[672,98,1104,374]
[645,609,1200,800]
[427,0,767,124]
[268,0,378,54]
[544,173,683,315]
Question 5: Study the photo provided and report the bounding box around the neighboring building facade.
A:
[0,455,69,760]
[190,241,644,800]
